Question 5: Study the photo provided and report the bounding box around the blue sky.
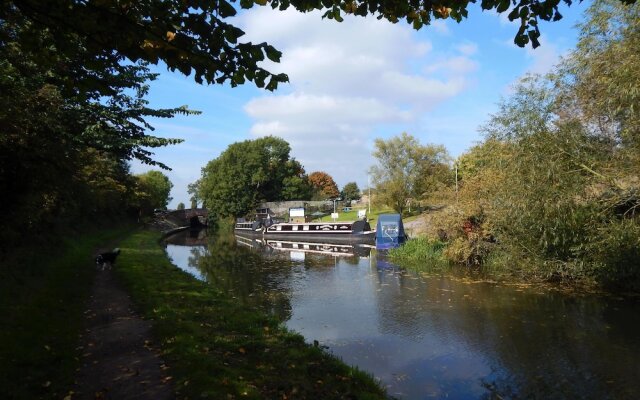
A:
[131,2,591,208]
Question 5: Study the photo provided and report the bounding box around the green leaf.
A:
[250,46,265,62]
[264,45,282,62]
[497,0,510,13]
[218,0,237,17]
[333,7,344,22]
[508,7,520,21]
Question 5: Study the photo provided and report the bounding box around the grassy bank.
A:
[116,230,386,399]
[316,207,394,224]
[0,226,133,399]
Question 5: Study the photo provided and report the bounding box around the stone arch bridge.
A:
[164,208,209,228]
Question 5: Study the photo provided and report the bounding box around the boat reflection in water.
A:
[235,234,373,259]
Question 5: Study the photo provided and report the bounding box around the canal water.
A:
[164,230,640,399]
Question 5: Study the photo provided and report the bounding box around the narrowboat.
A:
[235,219,375,244]
[267,219,374,243]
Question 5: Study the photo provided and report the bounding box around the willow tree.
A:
[371,133,451,214]
[470,1,640,288]
[554,0,640,286]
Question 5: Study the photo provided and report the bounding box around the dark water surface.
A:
[164,230,640,399]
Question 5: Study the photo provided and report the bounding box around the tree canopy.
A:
[341,182,361,203]
[0,7,191,248]
[135,171,174,214]
[4,0,634,101]
[197,137,310,217]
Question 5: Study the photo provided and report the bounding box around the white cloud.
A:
[525,37,562,75]
[246,93,411,128]
[236,9,478,187]
[431,20,451,35]
[423,56,479,75]
[456,42,478,56]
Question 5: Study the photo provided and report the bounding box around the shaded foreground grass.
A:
[116,230,386,399]
[0,226,133,399]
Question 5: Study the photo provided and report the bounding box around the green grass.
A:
[316,207,394,225]
[0,226,133,399]
[116,230,386,399]
[387,237,451,273]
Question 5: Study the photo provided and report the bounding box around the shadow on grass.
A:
[0,226,133,399]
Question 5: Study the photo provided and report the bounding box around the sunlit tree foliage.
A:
[431,0,640,289]
[371,133,451,214]
[198,137,310,217]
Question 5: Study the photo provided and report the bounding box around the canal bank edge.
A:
[115,229,387,399]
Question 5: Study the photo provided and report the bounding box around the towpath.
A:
[73,259,173,399]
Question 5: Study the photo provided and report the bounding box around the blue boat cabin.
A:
[375,214,407,249]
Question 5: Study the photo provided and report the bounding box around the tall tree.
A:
[281,161,313,201]
[0,6,198,247]
[341,182,361,203]
[308,171,340,199]
[371,133,450,214]
[187,182,201,209]
[135,171,174,215]
[557,0,640,163]
[198,136,308,217]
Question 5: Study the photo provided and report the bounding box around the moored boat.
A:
[235,219,375,244]
[265,219,374,243]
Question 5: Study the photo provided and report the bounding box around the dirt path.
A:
[404,215,429,237]
[73,264,173,399]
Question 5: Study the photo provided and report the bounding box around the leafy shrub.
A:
[388,237,449,272]
[586,219,640,291]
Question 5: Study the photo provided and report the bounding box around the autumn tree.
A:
[308,172,340,200]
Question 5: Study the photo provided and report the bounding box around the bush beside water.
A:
[388,237,450,273]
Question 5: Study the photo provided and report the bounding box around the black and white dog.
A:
[95,248,121,271]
